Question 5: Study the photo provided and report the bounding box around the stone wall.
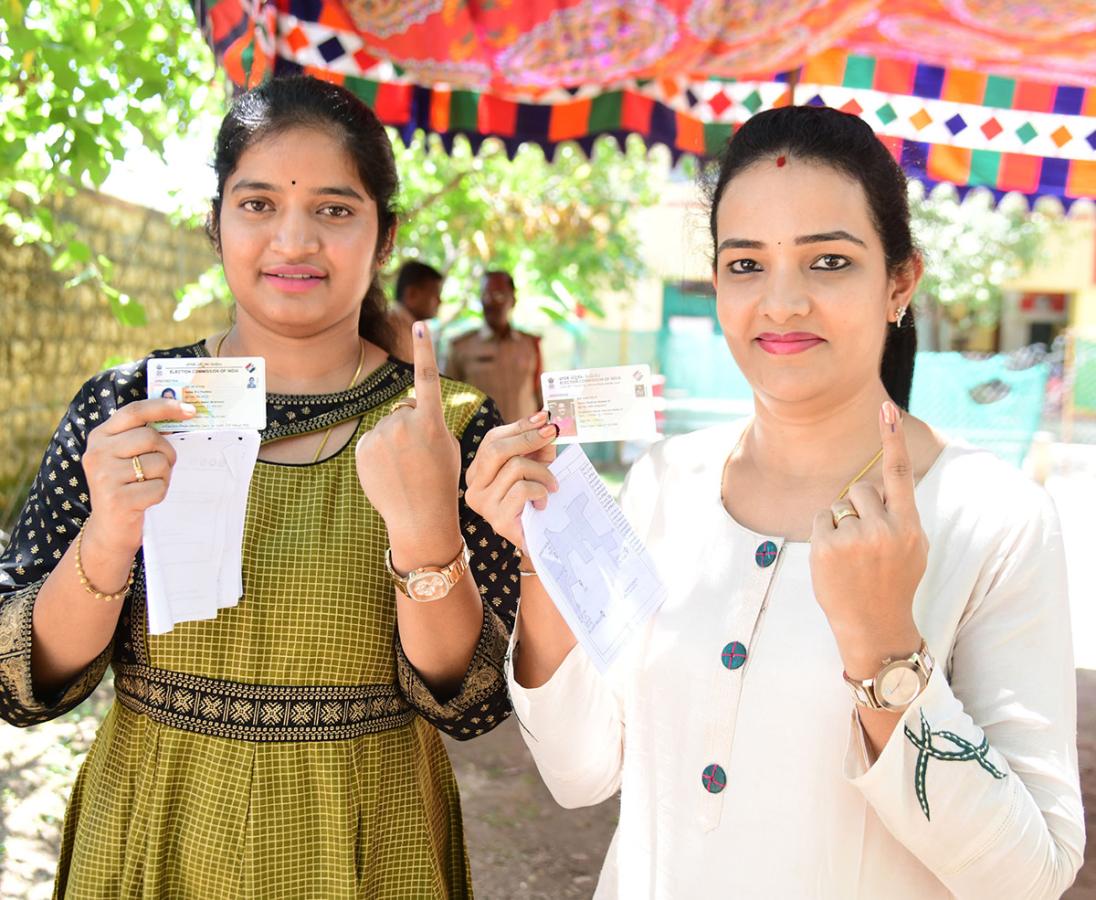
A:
[0,189,229,529]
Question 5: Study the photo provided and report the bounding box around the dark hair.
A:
[208,75,398,352]
[395,261,443,303]
[483,270,516,292]
[706,106,918,409]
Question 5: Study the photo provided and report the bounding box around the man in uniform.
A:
[444,270,543,423]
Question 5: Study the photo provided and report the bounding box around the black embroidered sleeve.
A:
[0,360,150,726]
[393,397,522,740]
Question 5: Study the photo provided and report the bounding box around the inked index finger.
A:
[101,398,195,436]
[879,400,917,519]
[411,321,444,420]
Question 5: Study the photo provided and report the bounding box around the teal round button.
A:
[721,641,748,670]
[755,540,778,567]
[701,763,726,794]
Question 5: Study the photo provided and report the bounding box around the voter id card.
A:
[541,364,657,444]
[147,357,266,431]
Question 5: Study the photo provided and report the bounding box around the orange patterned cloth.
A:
[199,0,1096,203]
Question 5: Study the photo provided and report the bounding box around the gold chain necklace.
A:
[721,421,883,510]
[835,446,884,501]
[213,329,366,463]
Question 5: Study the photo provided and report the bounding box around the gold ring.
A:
[390,398,416,415]
[832,507,859,527]
[131,455,146,483]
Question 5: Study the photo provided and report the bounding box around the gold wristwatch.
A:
[385,540,470,603]
[843,640,934,712]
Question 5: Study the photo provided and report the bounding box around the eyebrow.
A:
[229,180,365,201]
[795,230,866,247]
[716,230,867,254]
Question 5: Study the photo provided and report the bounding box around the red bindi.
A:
[776,155,787,167]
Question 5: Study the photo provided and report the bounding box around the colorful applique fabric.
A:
[194,0,1096,206]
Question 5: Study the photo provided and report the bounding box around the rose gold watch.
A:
[385,540,470,603]
[843,640,934,712]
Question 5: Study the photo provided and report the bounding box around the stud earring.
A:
[895,305,908,328]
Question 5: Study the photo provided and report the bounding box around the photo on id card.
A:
[540,364,657,444]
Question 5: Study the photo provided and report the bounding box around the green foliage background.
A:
[391,132,658,326]
[1,0,222,325]
[910,184,1059,345]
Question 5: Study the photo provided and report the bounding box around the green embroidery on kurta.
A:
[904,709,1007,821]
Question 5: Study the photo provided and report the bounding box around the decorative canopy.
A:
[195,0,1096,206]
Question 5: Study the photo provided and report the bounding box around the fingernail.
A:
[180,402,196,415]
[414,322,425,338]
[881,401,897,427]
[529,410,548,424]
[538,424,556,438]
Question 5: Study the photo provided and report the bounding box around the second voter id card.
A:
[147,357,266,431]
[541,364,657,444]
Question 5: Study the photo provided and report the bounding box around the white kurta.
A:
[508,424,1085,899]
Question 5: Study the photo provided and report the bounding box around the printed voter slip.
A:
[148,357,266,431]
[521,444,667,672]
[541,364,657,444]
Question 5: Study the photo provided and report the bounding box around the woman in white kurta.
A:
[462,105,1085,898]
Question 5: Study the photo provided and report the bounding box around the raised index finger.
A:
[879,400,917,519]
[411,321,444,420]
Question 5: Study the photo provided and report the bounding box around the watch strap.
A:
[385,540,470,601]
[843,640,934,711]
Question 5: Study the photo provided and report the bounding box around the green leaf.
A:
[66,240,92,263]
[107,291,147,327]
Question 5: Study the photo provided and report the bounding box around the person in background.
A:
[444,270,543,423]
[388,260,443,362]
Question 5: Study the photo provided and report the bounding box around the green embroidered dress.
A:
[0,343,520,899]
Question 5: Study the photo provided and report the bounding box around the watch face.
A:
[408,571,449,602]
[878,664,922,709]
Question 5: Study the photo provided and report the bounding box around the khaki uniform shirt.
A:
[445,327,542,423]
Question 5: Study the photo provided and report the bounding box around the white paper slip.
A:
[147,357,267,431]
[143,430,260,635]
[541,364,657,445]
[521,444,666,672]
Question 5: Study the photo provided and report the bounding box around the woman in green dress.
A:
[0,76,523,898]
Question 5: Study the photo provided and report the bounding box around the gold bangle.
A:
[74,526,135,603]
[514,547,538,577]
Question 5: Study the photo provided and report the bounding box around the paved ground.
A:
[2,445,1094,898]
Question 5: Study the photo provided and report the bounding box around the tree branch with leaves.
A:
[1,0,222,325]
